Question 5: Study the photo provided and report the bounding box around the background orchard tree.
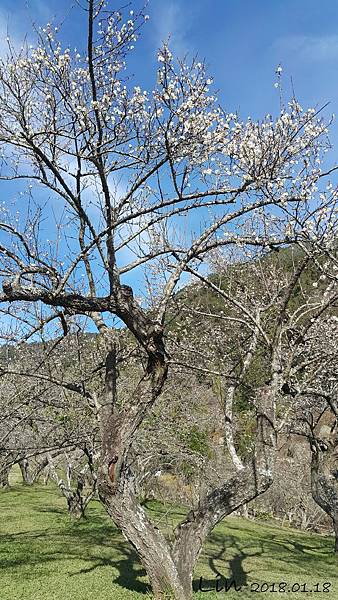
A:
[307,320,338,553]
[309,405,338,554]
[0,330,100,491]
[47,446,98,519]
[166,232,337,533]
[0,351,58,488]
[288,312,338,552]
[0,0,337,597]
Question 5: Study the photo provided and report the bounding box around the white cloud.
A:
[0,0,55,57]
[151,1,198,58]
[27,0,54,21]
[274,34,338,62]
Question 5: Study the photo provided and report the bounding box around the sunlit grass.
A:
[0,479,337,599]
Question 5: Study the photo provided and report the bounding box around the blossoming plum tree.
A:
[0,1,337,597]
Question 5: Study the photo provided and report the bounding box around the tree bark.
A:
[19,458,33,485]
[99,432,275,599]
[100,481,188,600]
[96,303,278,599]
[0,467,9,488]
[67,492,85,520]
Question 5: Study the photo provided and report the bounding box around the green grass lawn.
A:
[0,477,337,599]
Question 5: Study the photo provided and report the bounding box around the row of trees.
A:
[0,1,337,598]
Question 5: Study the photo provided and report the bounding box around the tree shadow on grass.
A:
[36,506,66,515]
[193,534,263,592]
[110,547,149,594]
[67,548,149,594]
[1,512,151,595]
[65,517,150,593]
[196,522,337,592]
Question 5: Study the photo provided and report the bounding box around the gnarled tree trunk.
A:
[98,352,277,600]
[100,484,188,600]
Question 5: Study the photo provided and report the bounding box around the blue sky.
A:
[1,0,338,125]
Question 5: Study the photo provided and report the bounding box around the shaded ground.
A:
[0,480,337,599]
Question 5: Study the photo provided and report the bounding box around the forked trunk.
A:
[98,380,276,599]
[47,454,88,519]
[99,458,274,599]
